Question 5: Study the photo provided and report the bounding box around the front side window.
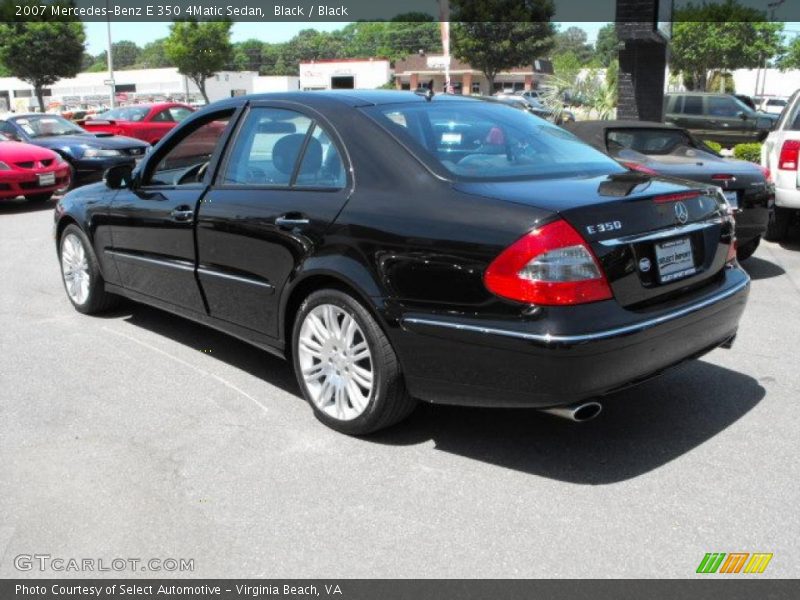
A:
[146,110,233,185]
[366,101,622,181]
[150,109,173,123]
[708,96,740,117]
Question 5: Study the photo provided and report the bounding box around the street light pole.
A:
[106,0,115,109]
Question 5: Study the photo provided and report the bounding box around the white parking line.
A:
[101,325,270,415]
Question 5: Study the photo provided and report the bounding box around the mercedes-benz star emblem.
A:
[674,201,689,224]
[639,257,651,272]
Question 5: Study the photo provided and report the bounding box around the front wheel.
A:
[292,289,417,435]
[59,224,120,314]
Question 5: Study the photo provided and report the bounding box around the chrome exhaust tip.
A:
[540,401,603,423]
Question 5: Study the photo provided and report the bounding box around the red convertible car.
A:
[0,133,71,202]
[81,103,195,145]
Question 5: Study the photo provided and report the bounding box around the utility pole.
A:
[105,0,115,109]
[761,0,786,96]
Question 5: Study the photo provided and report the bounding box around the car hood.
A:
[31,133,148,151]
[0,140,59,162]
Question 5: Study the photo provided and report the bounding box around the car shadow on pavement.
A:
[371,360,764,485]
[0,198,57,215]
[111,303,301,397]
[741,256,785,280]
[110,304,764,486]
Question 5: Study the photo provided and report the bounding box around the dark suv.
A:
[665,92,777,146]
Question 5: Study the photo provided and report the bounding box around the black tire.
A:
[291,289,417,435]
[736,236,760,261]
[58,224,120,314]
[764,207,791,242]
[26,192,53,203]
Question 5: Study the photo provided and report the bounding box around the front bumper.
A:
[394,266,749,408]
[0,166,71,199]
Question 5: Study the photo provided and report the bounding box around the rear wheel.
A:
[26,192,52,203]
[59,224,120,314]
[765,207,791,241]
[292,289,416,435]
[736,236,760,261]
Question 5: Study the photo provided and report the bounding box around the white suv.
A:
[761,91,800,240]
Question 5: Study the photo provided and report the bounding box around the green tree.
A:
[233,39,264,72]
[164,20,233,104]
[594,23,619,67]
[112,41,141,69]
[0,3,86,111]
[779,36,800,69]
[451,0,556,91]
[137,39,173,69]
[552,51,582,83]
[670,0,784,91]
[554,26,592,64]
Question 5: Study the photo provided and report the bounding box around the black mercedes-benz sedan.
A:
[566,120,773,260]
[53,91,750,434]
[0,114,149,187]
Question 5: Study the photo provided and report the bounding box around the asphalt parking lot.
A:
[1,197,799,579]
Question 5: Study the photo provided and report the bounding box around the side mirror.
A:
[738,111,748,120]
[104,164,133,189]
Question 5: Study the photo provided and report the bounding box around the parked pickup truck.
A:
[761,90,800,240]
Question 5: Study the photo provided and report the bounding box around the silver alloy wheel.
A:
[61,233,90,305]
[297,304,374,421]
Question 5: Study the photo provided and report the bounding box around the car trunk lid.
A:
[455,173,734,308]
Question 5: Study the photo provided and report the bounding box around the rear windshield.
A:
[364,102,622,181]
[94,106,150,122]
[607,128,693,155]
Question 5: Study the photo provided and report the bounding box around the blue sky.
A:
[84,21,610,55]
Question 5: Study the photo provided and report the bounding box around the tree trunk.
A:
[485,73,495,94]
[195,77,209,104]
[34,85,45,113]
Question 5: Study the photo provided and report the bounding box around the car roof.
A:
[202,90,487,111]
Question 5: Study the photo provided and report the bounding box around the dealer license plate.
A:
[723,190,738,210]
[655,237,696,283]
[37,172,56,187]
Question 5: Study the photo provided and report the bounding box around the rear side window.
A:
[222,107,344,189]
[683,96,703,115]
[779,93,800,131]
[365,101,622,181]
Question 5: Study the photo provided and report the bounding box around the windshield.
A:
[95,106,150,122]
[12,115,85,138]
[607,128,696,156]
[365,102,622,181]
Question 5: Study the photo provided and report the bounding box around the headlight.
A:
[83,148,122,158]
[0,161,10,171]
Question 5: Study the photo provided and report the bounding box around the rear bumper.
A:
[773,182,800,209]
[394,267,749,408]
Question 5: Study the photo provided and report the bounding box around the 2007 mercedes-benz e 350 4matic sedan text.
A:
[54,91,750,434]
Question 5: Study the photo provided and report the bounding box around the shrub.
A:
[703,140,723,153]
[733,143,762,164]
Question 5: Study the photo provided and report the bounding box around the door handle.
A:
[170,206,194,222]
[275,215,310,229]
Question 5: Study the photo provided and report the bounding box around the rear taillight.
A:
[484,220,613,305]
[778,140,800,170]
[757,164,773,183]
[620,161,658,175]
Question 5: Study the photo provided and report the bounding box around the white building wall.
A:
[299,60,391,90]
[252,76,300,93]
[0,68,257,111]
[731,69,800,99]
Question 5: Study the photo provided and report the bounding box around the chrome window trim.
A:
[598,218,724,247]
[402,274,749,345]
